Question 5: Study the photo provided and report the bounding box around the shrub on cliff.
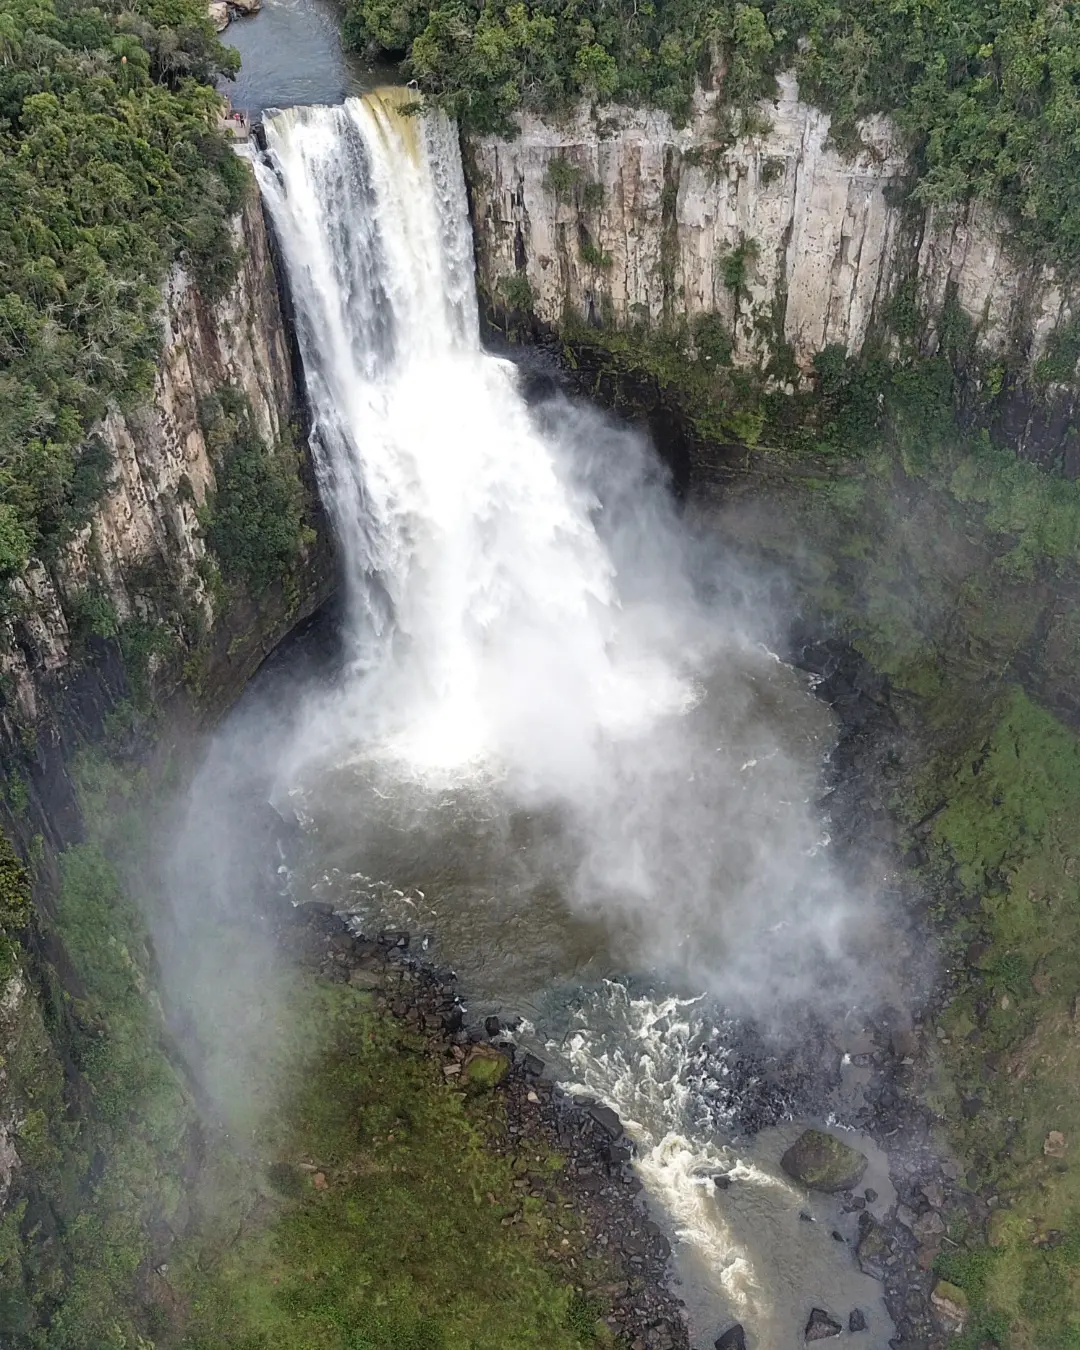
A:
[0,0,245,591]
[198,389,310,596]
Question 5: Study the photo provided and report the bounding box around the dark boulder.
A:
[715,1324,746,1350]
[781,1129,868,1192]
[849,1308,867,1333]
[805,1308,843,1340]
[855,1218,889,1279]
[589,1103,623,1140]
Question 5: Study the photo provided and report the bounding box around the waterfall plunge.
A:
[252,90,885,1011]
[254,93,698,789]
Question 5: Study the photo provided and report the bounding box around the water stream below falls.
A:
[181,88,901,1345]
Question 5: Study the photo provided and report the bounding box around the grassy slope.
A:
[0,734,611,1349]
[172,979,600,1350]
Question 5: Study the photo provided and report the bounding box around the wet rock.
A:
[781,1129,868,1192]
[522,1052,545,1077]
[849,1308,867,1333]
[714,1325,746,1350]
[913,1210,946,1244]
[804,1307,843,1340]
[864,1188,878,1203]
[856,1219,889,1278]
[713,1173,732,1190]
[484,1015,501,1038]
[930,1280,969,1336]
[589,1103,623,1140]
[890,1025,918,1059]
[378,930,409,948]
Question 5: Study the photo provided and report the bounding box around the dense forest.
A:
[0,0,244,592]
[344,0,1080,268]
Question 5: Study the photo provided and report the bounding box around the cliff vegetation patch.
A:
[352,0,1080,275]
[0,0,246,592]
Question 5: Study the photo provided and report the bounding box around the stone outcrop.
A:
[467,72,1080,389]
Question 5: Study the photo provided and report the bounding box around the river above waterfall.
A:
[220,0,392,113]
[177,49,905,1344]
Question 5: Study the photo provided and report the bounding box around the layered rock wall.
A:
[468,73,1078,389]
[1,185,327,739]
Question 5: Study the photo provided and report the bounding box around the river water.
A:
[190,33,900,1345]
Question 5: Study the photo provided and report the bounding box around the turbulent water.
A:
[236,91,897,1344]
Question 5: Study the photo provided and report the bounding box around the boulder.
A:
[855,1219,888,1278]
[207,2,228,29]
[589,1103,623,1140]
[715,1325,746,1350]
[804,1308,842,1340]
[848,1308,867,1333]
[781,1129,868,1192]
[462,1045,509,1089]
[229,0,261,12]
[930,1280,969,1336]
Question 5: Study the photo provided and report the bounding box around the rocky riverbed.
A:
[280,899,692,1350]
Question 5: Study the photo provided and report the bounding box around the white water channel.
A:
[247,91,896,1346]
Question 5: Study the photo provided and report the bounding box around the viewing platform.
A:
[219,97,251,142]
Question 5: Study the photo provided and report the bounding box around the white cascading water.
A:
[251,91,894,1346]
[253,92,694,783]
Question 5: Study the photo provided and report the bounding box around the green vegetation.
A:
[0,831,29,982]
[198,389,311,595]
[0,0,245,594]
[343,0,777,132]
[174,983,603,1350]
[910,689,1080,1349]
[501,271,534,312]
[348,0,1080,270]
[0,839,198,1347]
[544,155,583,201]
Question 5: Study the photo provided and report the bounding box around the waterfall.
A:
[251,89,887,1011]
[243,99,897,1346]
[253,91,696,784]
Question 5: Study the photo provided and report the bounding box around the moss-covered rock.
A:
[780,1129,868,1193]
[463,1044,510,1090]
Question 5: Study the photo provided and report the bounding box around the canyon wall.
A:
[0,176,332,1239]
[1,185,330,764]
[467,74,1080,458]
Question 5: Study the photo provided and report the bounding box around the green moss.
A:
[172,982,605,1350]
[463,1045,510,1089]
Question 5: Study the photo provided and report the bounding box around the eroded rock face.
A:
[467,72,1080,383]
[781,1128,868,1192]
[0,186,324,736]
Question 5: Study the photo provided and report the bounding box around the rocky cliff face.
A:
[0,177,330,1226]
[467,73,1079,409]
[1,186,329,746]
